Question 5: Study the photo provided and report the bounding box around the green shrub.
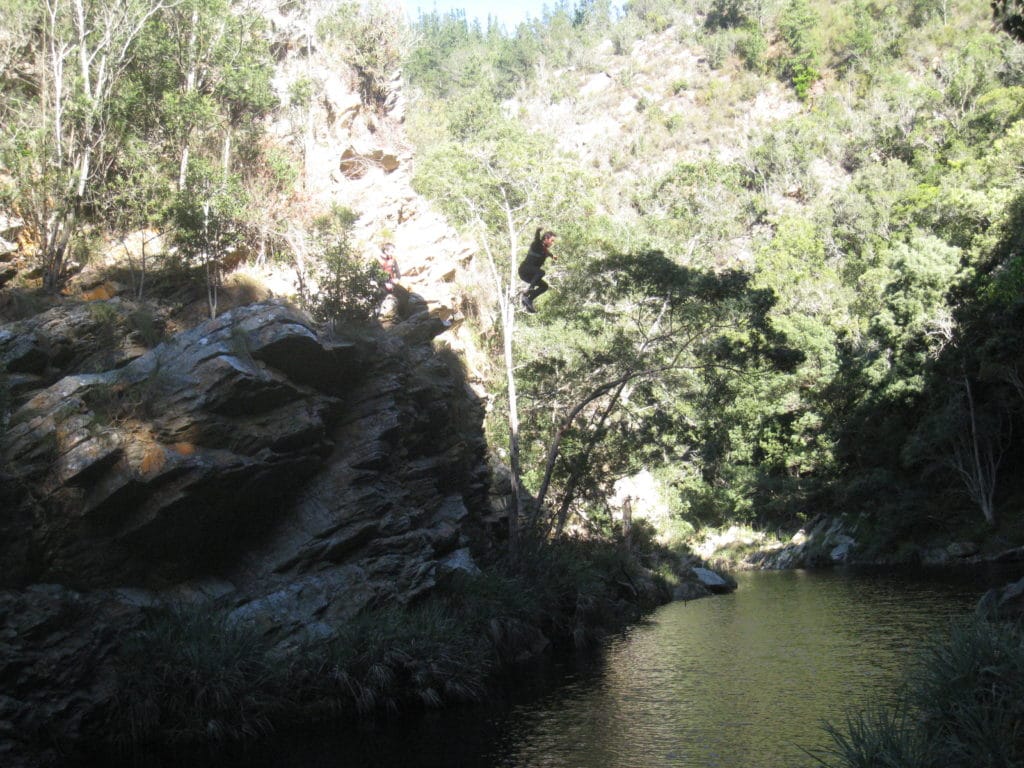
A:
[813,617,1024,768]
[775,0,820,99]
[814,705,932,768]
[298,205,379,329]
[736,23,768,73]
[128,307,164,347]
[107,604,283,747]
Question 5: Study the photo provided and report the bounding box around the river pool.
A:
[165,565,1024,768]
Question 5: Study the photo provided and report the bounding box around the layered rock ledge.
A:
[0,300,493,766]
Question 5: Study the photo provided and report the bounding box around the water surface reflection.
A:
[197,566,1020,768]
[492,567,999,768]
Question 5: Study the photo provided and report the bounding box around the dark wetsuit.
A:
[518,242,552,302]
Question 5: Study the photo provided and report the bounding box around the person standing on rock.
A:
[377,242,401,293]
[518,228,557,313]
[377,242,404,325]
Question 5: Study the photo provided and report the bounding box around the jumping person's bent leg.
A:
[525,269,547,300]
[528,276,552,301]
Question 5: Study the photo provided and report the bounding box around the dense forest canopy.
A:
[404,0,1024,552]
[2,0,1023,554]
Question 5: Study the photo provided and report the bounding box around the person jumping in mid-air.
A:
[518,228,557,313]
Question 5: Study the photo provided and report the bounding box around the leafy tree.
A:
[2,0,174,289]
[413,119,594,551]
[136,0,275,191]
[405,11,483,99]
[705,0,773,31]
[902,191,1024,527]
[635,160,762,266]
[776,0,820,100]
[298,206,379,329]
[169,160,247,319]
[100,137,174,299]
[523,249,797,535]
[935,40,1002,133]
[320,0,409,110]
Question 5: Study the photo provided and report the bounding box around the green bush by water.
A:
[812,616,1024,768]
[104,539,668,751]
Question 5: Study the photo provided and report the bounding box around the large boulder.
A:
[1,301,360,589]
[0,299,492,765]
[0,299,164,397]
[692,566,737,594]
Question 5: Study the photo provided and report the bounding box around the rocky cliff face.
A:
[0,9,503,765]
[0,301,496,766]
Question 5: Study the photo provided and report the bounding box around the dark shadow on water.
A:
[82,651,612,768]
[73,564,1024,768]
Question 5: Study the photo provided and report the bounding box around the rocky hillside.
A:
[0,298,501,765]
[0,7,508,765]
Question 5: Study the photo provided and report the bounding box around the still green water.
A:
[487,567,988,768]
[227,566,1016,768]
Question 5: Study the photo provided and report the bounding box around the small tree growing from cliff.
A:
[169,162,247,319]
[298,205,379,329]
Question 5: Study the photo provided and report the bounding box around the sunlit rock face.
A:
[2,302,351,588]
[0,301,494,765]
[2,300,489,592]
[0,299,167,397]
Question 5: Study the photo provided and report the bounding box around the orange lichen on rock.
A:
[80,282,117,301]
[140,445,166,475]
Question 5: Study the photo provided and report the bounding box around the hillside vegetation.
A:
[405,0,1024,557]
[2,0,1023,559]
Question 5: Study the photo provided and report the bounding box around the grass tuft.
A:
[812,616,1024,768]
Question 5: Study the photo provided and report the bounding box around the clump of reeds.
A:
[288,599,490,716]
[811,615,1024,768]
[104,537,669,753]
[106,603,284,748]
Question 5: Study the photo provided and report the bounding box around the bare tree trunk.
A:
[202,202,218,319]
[221,131,232,182]
[622,497,633,549]
[470,195,524,555]
[178,7,200,191]
[207,256,219,319]
[947,375,1007,526]
[501,201,528,554]
[504,285,521,554]
[1005,365,1024,405]
[551,377,629,536]
[538,302,668,533]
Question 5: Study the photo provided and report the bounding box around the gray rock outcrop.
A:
[692,566,737,594]
[0,300,493,765]
[741,517,858,570]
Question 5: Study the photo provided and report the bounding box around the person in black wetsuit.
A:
[518,228,557,313]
